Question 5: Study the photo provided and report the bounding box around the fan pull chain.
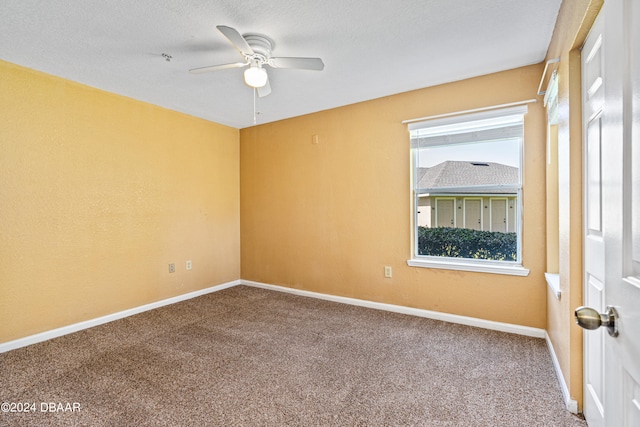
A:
[253,88,257,125]
[252,88,261,125]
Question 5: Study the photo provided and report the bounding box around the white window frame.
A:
[407,105,530,276]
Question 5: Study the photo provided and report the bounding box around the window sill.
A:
[545,272,561,299]
[407,258,530,276]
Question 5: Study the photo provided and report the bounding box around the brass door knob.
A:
[575,305,619,337]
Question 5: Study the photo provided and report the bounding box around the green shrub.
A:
[417,227,517,261]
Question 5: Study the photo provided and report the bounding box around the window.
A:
[544,71,561,296]
[407,105,529,276]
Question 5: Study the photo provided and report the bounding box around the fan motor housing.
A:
[243,34,275,61]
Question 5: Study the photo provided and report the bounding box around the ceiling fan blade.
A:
[257,78,272,98]
[269,57,324,71]
[217,25,254,56]
[189,62,248,74]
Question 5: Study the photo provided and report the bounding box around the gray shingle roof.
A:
[417,161,518,192]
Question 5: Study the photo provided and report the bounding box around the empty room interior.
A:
[2,0,639,425]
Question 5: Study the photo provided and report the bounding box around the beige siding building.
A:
[416,161,518,233]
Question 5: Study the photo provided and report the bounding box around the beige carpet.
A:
[1,285,586,426]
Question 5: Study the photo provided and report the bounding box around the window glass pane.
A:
[416,138,520,169]
[415,138,521,191]
[412,113,523,263]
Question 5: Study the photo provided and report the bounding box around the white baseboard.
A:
[241,280,546,338]
[545,332,579,414]
[0,279,241,354]
[0,278,549,355]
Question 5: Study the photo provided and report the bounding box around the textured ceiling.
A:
[0,0,561,129]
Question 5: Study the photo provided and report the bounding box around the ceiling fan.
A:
[189,25,324,97]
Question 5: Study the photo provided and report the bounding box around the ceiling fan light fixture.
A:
[190,25,323,98]
[244,65,268,88]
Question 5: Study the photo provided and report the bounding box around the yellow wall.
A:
[543,0,603,410]
[241,64,547,328]
[0,60,240,343]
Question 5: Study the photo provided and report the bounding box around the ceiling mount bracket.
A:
[243,34,275,62]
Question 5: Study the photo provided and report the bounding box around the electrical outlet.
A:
[169,263,175,273]
[384,266,392,278]
[186,260,192,270]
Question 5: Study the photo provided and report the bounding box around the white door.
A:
[580,1,640,426]
[463,198,482,230]
[490,198,507,232]
[435,198,455,228]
